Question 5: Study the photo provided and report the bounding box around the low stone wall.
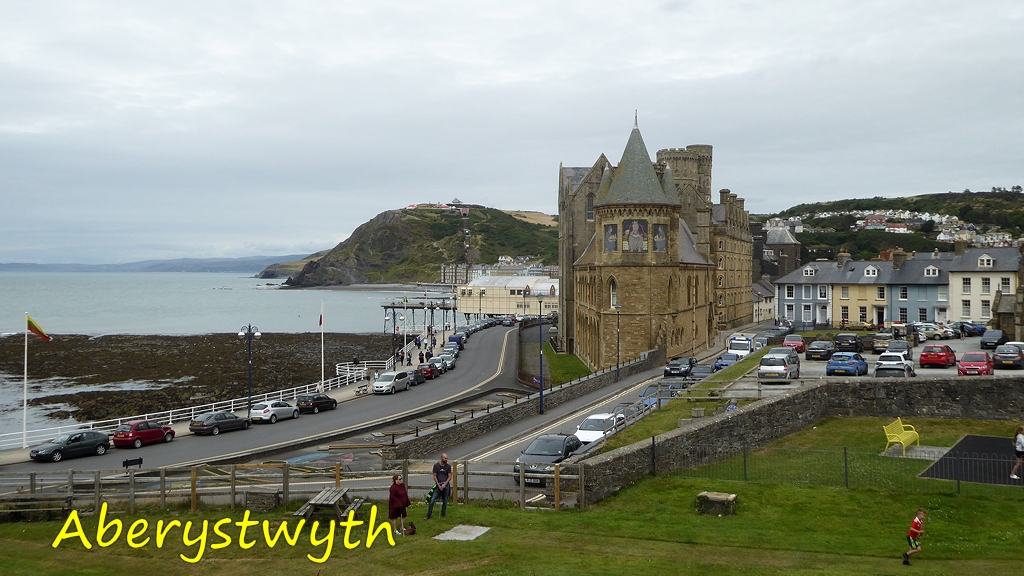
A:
[579,375,1024,503]
[381,349,664,460]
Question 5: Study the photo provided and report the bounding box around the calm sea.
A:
[0,272,453,435]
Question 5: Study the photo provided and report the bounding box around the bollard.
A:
[415,426,419,437]
[436,421,440,431]
[470,409,475,419]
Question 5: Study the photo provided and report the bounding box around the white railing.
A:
[1,329,431,452]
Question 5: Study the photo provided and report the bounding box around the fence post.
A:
[230,466,236,509]
[94,471,101,512]
[190,466,197,513]
[128,470,136,515]
[67,470,74,505]
[519,468,526,509]
[451,461,458,500]
[651,436,657,476]
[578,464,586,509]
[956,453,961,496]
[463,460,469,504]
[282,462,290,505]
[29,472,35,494]
[743,447,749,482]
[554,464,561,511]
[160,469,166,509]
[843,447,849,488]
[335,463,341,489]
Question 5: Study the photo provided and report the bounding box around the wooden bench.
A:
[293,487,352,522]
[883,418,920,456]
[0,494,73,521]
[342,498,364,518]
[355,383,370,396]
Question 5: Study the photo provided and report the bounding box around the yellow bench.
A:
[883,418,920,456]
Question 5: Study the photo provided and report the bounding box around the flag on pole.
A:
[319,312,323,327]
[26,316,51,341]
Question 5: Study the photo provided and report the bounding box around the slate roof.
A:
[890,260,948,285]
[777,258,952,286]
[765,227,799,245]
[678,219,710,265]
[995,294,1015,315]
[595,126,678,207]
[712,205,726,225]
[561,166,592,194]
[753,279,775,297]
[947,247,1021,272]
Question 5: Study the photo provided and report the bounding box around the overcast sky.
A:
[2,1,1022,264]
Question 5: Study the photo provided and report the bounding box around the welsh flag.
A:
[27,316,51,341]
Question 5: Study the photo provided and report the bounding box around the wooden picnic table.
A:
[294,487,353,522]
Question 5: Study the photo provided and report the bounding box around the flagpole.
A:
[23,312,28,449]
[320,300,325,392]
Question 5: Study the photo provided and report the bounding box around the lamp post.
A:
[479,288,485,321]
[613,305,622,380]
[537,295,545,414]
[399,314,408,365]
[237,324,261,413]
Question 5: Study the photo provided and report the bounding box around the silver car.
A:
[757,354,800,383]
[439,353,457,370]
[373,371,412,394]
[248,401,299,424]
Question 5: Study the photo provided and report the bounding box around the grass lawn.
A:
[705,346,771,383]
[3,418,1023,575]
[543,342,590,384]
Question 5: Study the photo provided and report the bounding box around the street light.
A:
[238,324,261,413]
[399,314,408,365]
[479,288,485,321]
[613,305,622,380]
[537,295,545,414]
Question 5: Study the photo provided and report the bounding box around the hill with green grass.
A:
[276,205,558,286]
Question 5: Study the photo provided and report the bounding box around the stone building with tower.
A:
[557,122,752,369]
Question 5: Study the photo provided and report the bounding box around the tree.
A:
[920,220,936,233]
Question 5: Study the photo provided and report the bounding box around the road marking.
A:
[167,329,516,468]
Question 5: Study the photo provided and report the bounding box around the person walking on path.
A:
[426,453,452,519]
[1011,426,1024,480]
[418,351,425,364]
[903,509,926,565]
[388,474,411,536]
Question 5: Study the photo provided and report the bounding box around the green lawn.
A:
[543,342,590,384]
[4,417,1023,575]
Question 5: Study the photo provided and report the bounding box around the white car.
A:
[373,371,412,394]
[248,401,299,424]
[876,353,914,371]
[573,413,618,444]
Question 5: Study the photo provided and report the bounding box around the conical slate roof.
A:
[595,125,679,207]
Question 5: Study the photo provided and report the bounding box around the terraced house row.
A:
[774,246,1022,331]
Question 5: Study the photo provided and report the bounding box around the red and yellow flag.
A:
[26,316,51,341]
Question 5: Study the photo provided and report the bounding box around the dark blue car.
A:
[826,352,868,376]
[714,353,740,371]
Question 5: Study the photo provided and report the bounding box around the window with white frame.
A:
[786,285,794,299]
[981,277,991,295]
[859,306,867,322]
[938,285,948,301]
[803,285,812,299]
[841,286,849,300]
[962,300,971,318]
[1002,277,1012,292]
[981,300,991,318]
[979,256,993,267]
[841,306,849,321]
[877,286,885,300]
[865,266,877,277]
[918,308,927,322]
[818,285,828,299]
[899,286,908,300]
[786,304,795,320]
[803,267,815,276]
[802,304,812,322]
[962,277,971,294]
[925,266,938,277]
[899,308,908,322]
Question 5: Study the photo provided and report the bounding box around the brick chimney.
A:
[836,249,852,269]
[892,247,907,270]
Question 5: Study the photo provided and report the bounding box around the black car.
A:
[685,364,716,381]
[30,430,109,462]
[874,365,916,378]
[513,433,582,485]
[805,340,836,360]
[411,369,427,385]
[992,345,1024,369]
[886,340,913,361]
[189,411,251,435]
[834,333,864,353]
[981,329,1008,349]
[664,357,695,378]
[296,393,338,414]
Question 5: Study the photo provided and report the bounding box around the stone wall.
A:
[579,375,1024,503]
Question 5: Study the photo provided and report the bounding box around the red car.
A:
[919,344,956,368]
[782,335,806,353]
[958,351,994,376]
[112,419,175,448]
[417,363,438,380]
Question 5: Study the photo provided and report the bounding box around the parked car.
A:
[714,353,741,371]
[754,336,769,350]
[438,352,457,370]
[874,365,916,378]
[767,347,801,367]
[417,363,439,380]
[876,353,914,372]
[427,356,447,374]
[411,369,427,385]
[782,334,806,353]
[189,411,251,435]
[248,401,299,424]
[296,393,338,414]
[513,433,582,485]
[992,344,1024,369]
[502,317,514,327]
[825,352,869,376]
[980,329,1008,349]
[610,401,639,420]
[112,420,175,448]
[30,430,110,462]
[664,357,695,378]
[913,323,949,341]
[685,364,716,381]
[949,321,985,337]
[757,354,799,383]
[442,343,460,358]
[958,351,994,375]
[871,333,893,353]
[805,340,836,360]
[573,413,617,444]
[886,340,914,361]
[834,333,864,353]
[918,345,957,368]
[373,371,412,394]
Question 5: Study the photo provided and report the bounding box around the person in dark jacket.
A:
[389,474,411,536]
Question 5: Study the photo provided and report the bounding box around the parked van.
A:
[727,333,755,358]
[448,334,465,350]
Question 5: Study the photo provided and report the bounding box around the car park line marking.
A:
[166,329,516,468]
[467,373,662,462]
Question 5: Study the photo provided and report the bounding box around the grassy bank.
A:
[543,342,591,384]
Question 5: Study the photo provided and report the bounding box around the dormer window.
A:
[864,266,878,277]
[803,267,815,276]
[924,266,939,277]
[979,255,993,267]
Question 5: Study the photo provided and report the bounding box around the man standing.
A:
[426,453,452,519]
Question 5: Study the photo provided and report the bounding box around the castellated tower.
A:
[657,146,713,260]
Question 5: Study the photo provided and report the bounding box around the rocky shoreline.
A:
[1,332,393,422]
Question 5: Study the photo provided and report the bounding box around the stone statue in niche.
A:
[623,219,648,253]
[604,224,617,252]
[653,224,667,252]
